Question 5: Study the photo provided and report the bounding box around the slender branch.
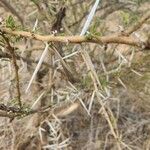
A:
[0,100,79,119]
[0,103,51,118]
[1,28,149,48]
[0,32,22,108]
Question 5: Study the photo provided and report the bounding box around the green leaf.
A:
[120,11,130,26]
[120,11,139,27]
[89,18,102,36]
[31,0,39,4]
[6,15,16,29]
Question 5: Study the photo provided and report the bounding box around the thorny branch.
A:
[0,103,51,118]
[0,101,79,119]
[0,31,22,108]
[0,11,149,49]
[0,27,149,48]
[0,10,149,120]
